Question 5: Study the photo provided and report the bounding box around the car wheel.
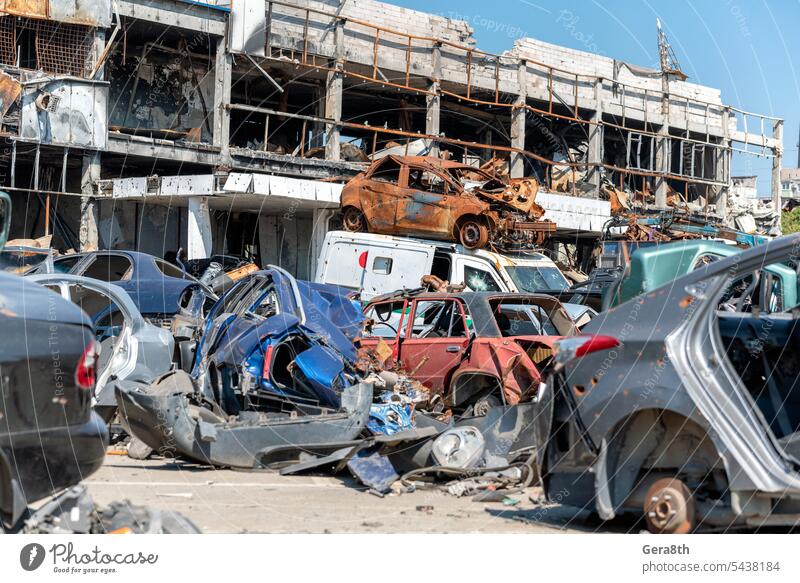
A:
[459,219,489,249]
[643,477,696,534]
[343,207,367,232]
[472,394,501,417]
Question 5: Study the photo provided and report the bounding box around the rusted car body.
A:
[340,155,555,249]
[360,291,575,414]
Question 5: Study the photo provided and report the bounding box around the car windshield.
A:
[0,248,50,273]
[506,266,569,292]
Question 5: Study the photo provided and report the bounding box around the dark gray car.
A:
[537,233,800,533]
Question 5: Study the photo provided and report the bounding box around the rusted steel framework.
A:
[34,20,94,77]
[0,17,94,76]
[244,0,746,194]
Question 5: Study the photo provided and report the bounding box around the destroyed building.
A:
[0,0,784,278]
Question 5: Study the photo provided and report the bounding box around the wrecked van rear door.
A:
[315,232,436,300]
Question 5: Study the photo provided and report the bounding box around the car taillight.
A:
[261,344,274,381]
[76,340,98,390]
[553,335,620,365]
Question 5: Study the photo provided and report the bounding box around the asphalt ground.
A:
[85,454,625,534]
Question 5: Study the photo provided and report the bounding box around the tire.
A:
[643,477,696,534]
[342,206,367,232]
[458,218,489,249]
[472,394,501,417]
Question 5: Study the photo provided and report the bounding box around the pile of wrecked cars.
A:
[0,193,198,533]
[114,269,557,498]
[340,155,556,249]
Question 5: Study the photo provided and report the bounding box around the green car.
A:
[603,240,798,311]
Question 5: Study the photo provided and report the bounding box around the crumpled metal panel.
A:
[20,78,108,148]
[0,0,111,26]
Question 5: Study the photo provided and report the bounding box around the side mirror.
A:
[0,191,10,250]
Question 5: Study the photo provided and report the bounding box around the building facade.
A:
[0,0,784,277]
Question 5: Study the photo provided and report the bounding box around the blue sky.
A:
[399,0,800,195]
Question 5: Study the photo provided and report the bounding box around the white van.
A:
[314,231,570,300]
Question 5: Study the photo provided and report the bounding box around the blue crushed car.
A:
[190,265,365,413]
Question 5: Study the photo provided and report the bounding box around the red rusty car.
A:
[360,291,576,415]
[340,155,554,249]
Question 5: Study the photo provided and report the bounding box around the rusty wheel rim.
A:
[343,207,366,232]
[460,222,484,248]
[643,478,695,534]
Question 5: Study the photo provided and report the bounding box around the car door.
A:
[359,157,408,231]
[361,299,409,366]
[397,298,470,394]
[394,164,457,237]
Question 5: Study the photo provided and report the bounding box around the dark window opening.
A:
[82,255,133,281]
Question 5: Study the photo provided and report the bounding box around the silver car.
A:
[30,274,174,422]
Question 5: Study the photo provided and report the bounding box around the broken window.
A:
[411,300,467,338]
[364,300,406,339]
[463,265,502,292]
[368,158,402,183]
[494,303,558,336]
[154,259,186,279]
[81,254,133,282]
[408,168,446,194]
[51,255,83,273]
[0,17,94,77]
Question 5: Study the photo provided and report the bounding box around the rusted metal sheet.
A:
[0,0,111,26]
[0,70,21,118]
[0,0,48,18]
[340,155,556,249]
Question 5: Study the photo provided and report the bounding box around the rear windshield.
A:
[506,266,569,292]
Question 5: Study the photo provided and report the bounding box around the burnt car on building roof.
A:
[340,155,555,249]
[361,291,576,415]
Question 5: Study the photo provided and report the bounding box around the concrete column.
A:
[654,75,671,208]
[187,196,212,259]
[213,36,232,160]
[426,42,442,157]
[310,208,335,280]
[654,126,670,208]
[772,119,783,212]
[258,215,279,267]
[588,78,604,194]
[325,20,344,161]
[311,84,326,149]
[714,107,731,217]
[510,60,527,179]
[79,153,100,251]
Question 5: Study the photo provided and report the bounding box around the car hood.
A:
[295,280,363,360]
[0,271,89,326]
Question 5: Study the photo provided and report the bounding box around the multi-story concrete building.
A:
[0,0,783,278]
[781,168,800,205]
